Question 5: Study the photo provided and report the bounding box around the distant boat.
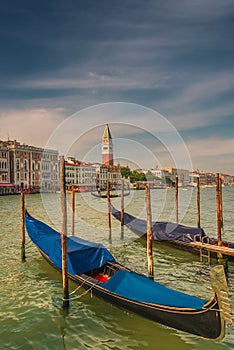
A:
[66,188,89,193]
[24,212,231,340]
[111,206,234,261]
[91,190,130,198]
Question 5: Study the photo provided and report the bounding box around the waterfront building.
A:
[189,172,198,186]
[94,164,109,191]
[191,171,217,187]
[150,168,170,180]
[220,173,233,186]
[102,123,113,166]
[107,166,123,188]
[2,140,59,192]
[163,167,190,187]
[0,143,10,183]
[203,172,216,187]
[94,163,122,191]
[190,171,234,187]
[40,148,59,192]
[65,157,96,191]
[0,143,13,194]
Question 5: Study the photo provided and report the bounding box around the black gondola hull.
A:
[39,249,224,341]
[91,191,130,198]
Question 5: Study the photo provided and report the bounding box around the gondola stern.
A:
[210,265,233,340]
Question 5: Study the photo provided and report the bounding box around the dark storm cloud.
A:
[1,0,233,91]
[1,0,234,173]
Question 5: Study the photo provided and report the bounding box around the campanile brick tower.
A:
[102,123,113,166]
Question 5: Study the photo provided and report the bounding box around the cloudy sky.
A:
[1,0,234,174]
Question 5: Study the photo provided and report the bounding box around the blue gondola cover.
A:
[25,215,115,275]
[111,205,205,242]
[103,269,206,309]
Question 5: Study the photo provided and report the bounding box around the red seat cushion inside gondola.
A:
[92,274,109,282]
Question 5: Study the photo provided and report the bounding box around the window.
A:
[24,160,27,171]
[16,159,20,170]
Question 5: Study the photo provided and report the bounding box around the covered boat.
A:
[91,190,130,198]
[25,212,232,340]
[111,206,234,261]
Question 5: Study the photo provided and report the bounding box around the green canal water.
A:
[1,187,234,349]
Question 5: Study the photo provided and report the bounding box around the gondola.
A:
[91,191,120,198]
[111,206,234,261]
[91,190,130,198]
[67,188,88,193]
[25,212,232,340]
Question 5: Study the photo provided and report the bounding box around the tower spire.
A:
[102,124,113,166]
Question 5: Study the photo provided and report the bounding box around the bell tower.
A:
[102,123,113,166]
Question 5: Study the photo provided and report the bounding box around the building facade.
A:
[0,143,12,194]
[220,173,233,186]
[65,157,96,191]
[163,167,190,187]
[190,171,233,187]
[1,140,59,192]
[94,163,122,191]
[0,144,10,184]
[40,148,59,191]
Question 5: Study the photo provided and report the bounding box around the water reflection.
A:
[1,189,234,349]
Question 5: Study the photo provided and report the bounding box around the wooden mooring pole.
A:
[71,188,75,236]
[196,176,201,228]
[220,178,224,234]
[120,179,124,240]
[20,191,26,261]
[60,155,69,308]
[216,173,222,246]
[175,176,179,224]
[145,183,154,279]
[107,181,112,242]
[216,173,228,272]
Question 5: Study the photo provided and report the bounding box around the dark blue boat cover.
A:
[111,205,205,243]
[103,269,206,309]
[25,215,115,275]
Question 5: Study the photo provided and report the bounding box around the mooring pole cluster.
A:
[21,166,229,308]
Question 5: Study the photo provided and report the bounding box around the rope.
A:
[20,241,34,250]
[62,285,93,302]
[203,302,232,322]
[25,241,34,248]
[69,280,87,295]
